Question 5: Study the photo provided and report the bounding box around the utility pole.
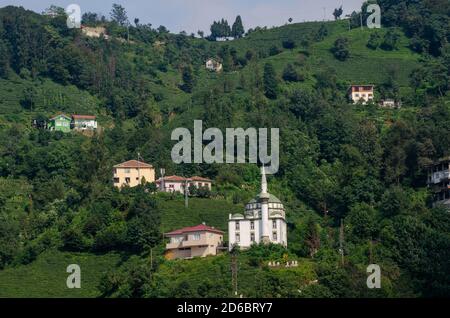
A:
[184,178,189,208]
[137,152,142,184]
[360,11,363,30]
[150,248,153,269]
[231,250,238,296]
[339,218,345,266]
[160,168,166,192]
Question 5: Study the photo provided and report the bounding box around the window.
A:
[125,177,130,184]
[236,233,240,242]
[273,232,277,240]
[192,233,201,241]
[136,177,139,181]
[272,220,277,229]
[113,178,120,184]
[250,221,254,230]
[124,169,130,174]
[235,222,240,231]
[251,233,255,242]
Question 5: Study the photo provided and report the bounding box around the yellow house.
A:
[113,160,155,188]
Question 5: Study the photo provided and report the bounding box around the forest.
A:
[0,0,449,298]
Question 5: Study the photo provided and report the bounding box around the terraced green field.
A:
[0,250,122,298]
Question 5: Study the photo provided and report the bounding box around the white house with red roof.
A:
[156,175,213,193]
[71,114,98,131]
[164,224,225,260]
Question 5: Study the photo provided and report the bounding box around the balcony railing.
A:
[166,238,209,249]
[430,170,450,184]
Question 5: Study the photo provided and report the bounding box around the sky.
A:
[0,0,365,34]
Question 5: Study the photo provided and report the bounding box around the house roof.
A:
[156,175,213,183]
[165,224,224,236]
[156,175,186,183]
[50,114,71,121]
[114,160,153,168]
[72,115,96,120]
[189,176,213,182]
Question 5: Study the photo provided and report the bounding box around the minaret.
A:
[260,166,270,243]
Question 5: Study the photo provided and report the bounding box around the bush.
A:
[94,222,127,251]
[269,45,282,56]
[331,37,350,61]
[282,39,296,49]
[282,63,300,82]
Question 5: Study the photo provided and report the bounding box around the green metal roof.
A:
[248,193,282,204]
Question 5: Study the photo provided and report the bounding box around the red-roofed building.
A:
[348,85,375,104]
[165,224,224,260]
[156,175,213,193]
[113,160,155,189]
[71,114,98,131]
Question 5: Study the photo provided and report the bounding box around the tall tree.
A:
[333,6,343,20]
[181,65,194,93]
[263,63,277,99]
[110,3,128,26]
[231,15,245,38]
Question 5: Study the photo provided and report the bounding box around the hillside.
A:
[0,1,449,298]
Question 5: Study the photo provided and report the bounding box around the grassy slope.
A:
[0,20,425,298]
[0,250,122,298]
[0,75,107,128]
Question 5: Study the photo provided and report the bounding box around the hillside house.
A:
[81,26,109,39]
[71,115,98,131]
[427,157,450,208]
[379,99,401,108]
[164,224,224,260]
[48,114,71,133]
[156,175,213,193]
[348,85,375,104]
[113,160,155,189]
[205,58,223,72]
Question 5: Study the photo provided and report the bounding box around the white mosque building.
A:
[228,167,287,250]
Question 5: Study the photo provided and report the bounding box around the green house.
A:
[48,114,71,133]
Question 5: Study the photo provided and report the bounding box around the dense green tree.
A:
[333,6,343,20]
[367,32,381,49]
[263,63,277,99]
[110,3,128,26]
[331,37,350,61]
[381,29,401,50]
[282,63,299,82]
[231,15,245,38]
[181,65,194,93]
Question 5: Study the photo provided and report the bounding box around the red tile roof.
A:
[72,115,97,120]
[165,224,224,236]
[114,160,153,168]
[156,175,186,183]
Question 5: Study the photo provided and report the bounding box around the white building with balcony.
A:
[427,157,450,208]
[164,224,224,260]
[228,167,287,250]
